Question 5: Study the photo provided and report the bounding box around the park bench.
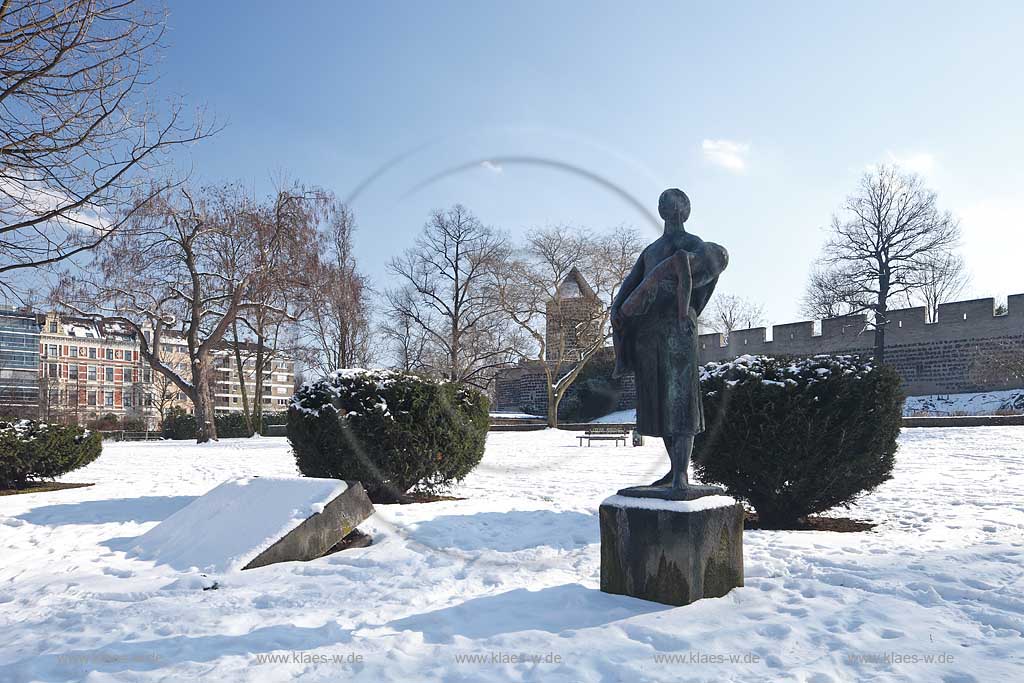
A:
[577,425,630,447]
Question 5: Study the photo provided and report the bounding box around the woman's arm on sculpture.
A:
[610,252,646,329]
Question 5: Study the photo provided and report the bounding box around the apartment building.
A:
[0,310,296,427]
[37,313,154,425]
[0,307,41,416]
[153,334,296,414]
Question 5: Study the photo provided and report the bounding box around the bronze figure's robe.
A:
[611,231,728,437]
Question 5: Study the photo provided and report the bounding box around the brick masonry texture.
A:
[495,295,1024,414]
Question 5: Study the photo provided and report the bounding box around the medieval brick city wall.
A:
[495,347,636,416]
[494,294,1024,414]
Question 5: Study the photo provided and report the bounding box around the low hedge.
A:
[287,369,489,502]
[0,421,102,490]
[161,408,269,439]
[693,354,902,528]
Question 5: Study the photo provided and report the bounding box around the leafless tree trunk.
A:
[494,225,642,427]
[0,0,214,301]
[704,293,766,342]
[386,204,517,390]
[810,165,961,362]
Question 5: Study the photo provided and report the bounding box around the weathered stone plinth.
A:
[600,493,743,606]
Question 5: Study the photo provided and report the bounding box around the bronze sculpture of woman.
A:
[611,189,729,493]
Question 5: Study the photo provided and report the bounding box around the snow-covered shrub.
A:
[287,369,490,502]
[693,354,902,528]
[0,421,102,490]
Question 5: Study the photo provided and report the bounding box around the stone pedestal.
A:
[600,493,743,606]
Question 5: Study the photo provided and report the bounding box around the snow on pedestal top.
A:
[128,476,348,573]
[601,493,738,512]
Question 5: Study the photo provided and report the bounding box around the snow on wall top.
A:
[128,476,348,573]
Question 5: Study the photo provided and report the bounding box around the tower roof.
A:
[555,267,597,300]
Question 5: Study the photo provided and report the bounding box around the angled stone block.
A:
[244,481,375,570]
[131,477,374,573]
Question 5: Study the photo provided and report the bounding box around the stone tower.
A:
[545,267,602,362]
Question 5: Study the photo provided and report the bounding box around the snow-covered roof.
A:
[555,267,597,300]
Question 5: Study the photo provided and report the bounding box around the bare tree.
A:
[380,286,433,374]
[907,251,969,323]
[703,293,766,341]
[59,183,309,442]
[810,165,960,362]
[494,225,642,427]
[223,186,331,429]
[151,372,180,429]
[386,205,516,390]
[800,264,865,320]
[0,0,213,301]
[297,201,373,377]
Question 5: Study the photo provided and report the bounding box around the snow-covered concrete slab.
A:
[127,476,371,573]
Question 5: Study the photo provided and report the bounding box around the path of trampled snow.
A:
[1,429,1023,682]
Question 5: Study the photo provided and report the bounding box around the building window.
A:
[124,392,133,408]
[105,391,114,406]
[46,344,57,358]
[89,348,97,359]
[48,320,57,333]
[47,363,58,378]
[87,391,97,406]
[88,366,97,381]
[105,367,114,382]
[69,365,78,380]
[70,346,78,358]
[124,368,132,383]
[143,368,152,383]
[105,348,113,360]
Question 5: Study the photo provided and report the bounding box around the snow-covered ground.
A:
[594,387,1024,424]
[903,389,1024,416]
[2,430,1023,682]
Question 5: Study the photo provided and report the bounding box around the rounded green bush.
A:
[287,369,490,502]
[0,421,103,490]
[693,354,902,528]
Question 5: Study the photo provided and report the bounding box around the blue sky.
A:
[160,1,1024,324]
